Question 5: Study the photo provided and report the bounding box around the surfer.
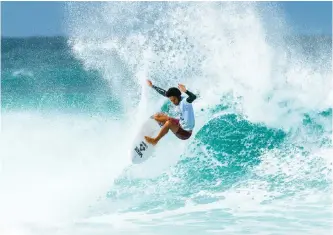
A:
[144,79,197,145]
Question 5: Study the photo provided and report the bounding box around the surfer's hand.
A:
[147,80,153,87]
[178,84,187,93]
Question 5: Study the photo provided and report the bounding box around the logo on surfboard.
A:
[134,141,148,158]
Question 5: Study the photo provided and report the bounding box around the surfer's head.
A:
[166,87,181,105]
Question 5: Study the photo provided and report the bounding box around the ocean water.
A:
[1,2,332,235]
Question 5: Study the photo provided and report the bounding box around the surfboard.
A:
[130,116,161,164]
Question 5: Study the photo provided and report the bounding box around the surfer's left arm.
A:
[178,84,197,103]
[185,90,197,103]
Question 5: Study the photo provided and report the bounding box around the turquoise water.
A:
[1,2,332,235]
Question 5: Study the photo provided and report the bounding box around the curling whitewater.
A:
[1,1,332,235]
[1,111,331,234]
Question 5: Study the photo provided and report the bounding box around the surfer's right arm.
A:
[147,80,167,97]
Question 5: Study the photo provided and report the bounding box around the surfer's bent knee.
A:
[156,112,167,117]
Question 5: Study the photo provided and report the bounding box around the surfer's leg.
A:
[168,118,192,140]
[152,113,169,126]
[145,120,179,146]
[153,113,169,123]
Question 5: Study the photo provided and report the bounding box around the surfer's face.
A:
[169,96,180,105]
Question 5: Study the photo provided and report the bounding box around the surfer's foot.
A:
[144,136,158,146]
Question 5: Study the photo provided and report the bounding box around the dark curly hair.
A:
[166,87,181,98]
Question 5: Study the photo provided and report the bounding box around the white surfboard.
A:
[130,117,161,164]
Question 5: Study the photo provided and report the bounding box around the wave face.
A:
[1,2,332,235]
